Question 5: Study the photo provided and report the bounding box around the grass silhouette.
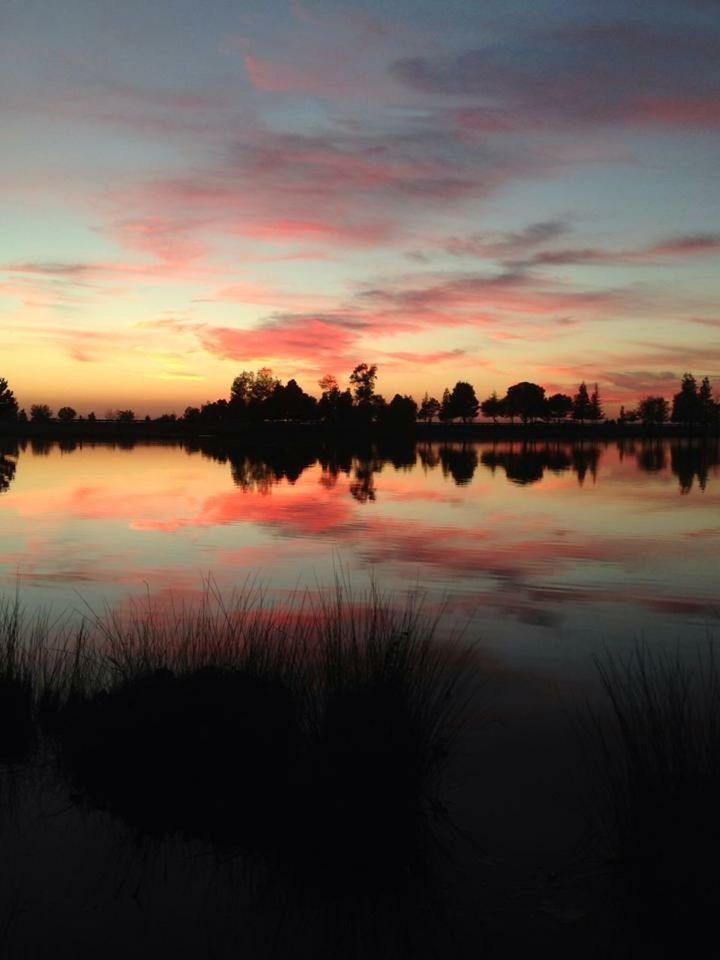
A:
[590,643,720,948]
[1,582,475,887]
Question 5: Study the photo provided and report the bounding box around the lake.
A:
[1,436,718,688]
[1,435,719,957]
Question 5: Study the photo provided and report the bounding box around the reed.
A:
[590,642,720,946]
[0,581,477,877]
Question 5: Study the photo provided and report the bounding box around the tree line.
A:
[0,368,717,430]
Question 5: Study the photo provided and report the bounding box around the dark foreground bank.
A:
[1,590,719,958]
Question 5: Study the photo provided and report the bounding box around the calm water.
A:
[1,436,719,685]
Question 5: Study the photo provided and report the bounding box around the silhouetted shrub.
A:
[56,665,301,846]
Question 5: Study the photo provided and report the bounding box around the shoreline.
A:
[1,419,718,444]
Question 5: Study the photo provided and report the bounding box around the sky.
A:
[1,0,719,416]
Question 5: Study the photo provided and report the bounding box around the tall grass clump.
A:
[42,581,477,872]
[0,596,43,761]
[590,642,720,947]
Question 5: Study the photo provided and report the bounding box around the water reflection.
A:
[0,440,18,494]
[671,442,717,493]
[0,437,719,651]
[439,444,478,485]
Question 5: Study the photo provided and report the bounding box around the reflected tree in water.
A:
[671,441,719,493]
[571,444,601,485]
[480,443,572,485]
[636,442,667,473]
[0,441,18,493]
[439,444,478,485]
[350,456,382,502]
[417,444,440,471]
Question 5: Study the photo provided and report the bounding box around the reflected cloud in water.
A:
[0,438,719,663]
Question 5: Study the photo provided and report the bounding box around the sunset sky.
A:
[2,0,719,416]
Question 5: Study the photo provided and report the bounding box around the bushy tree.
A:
[349,363,378,405]
[418,393,441,423]
[505,382,546,423]
[317,374,353,423]
[480,391,503,423]
[57,406,77,422]
[547,393,573,421]
[378,393,417,430]
[30,404,53,422]
[230,368,280,417]
[266,379,317,420]
[444,382,479,423]
[638,396,669,425]
[0,378,18,421]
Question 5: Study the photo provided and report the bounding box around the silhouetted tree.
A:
[229,368,280,419]
[438,388,453,423]
[638,396,669,425]
[87,412,96,423]
[444,382,479,423]
[480,391,503,423]
[378,394,417,430]
[589,383,604,421]
[546,393,573,421]
[57,406,77,422]
[572,382,592,423]
[114,409,136,423]
[199,399,230,421]
[30,404,53,422]
[349,364,378,405]
[318,375,353,423]
[505,382,546,423]
[0,379,18,421]
[699,377,714,425]
[266,379,317,420]
[418,393,441,423]
[671,373,700,425]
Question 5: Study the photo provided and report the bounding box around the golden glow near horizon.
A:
[2,1,720,416]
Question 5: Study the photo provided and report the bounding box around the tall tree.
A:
[349,363,378,405]
[439,388,454,422]
[572,382,592,422]
[671,373,701,424]
[699,376,714,425]
[0,378,18,421]
[589,383,604,420]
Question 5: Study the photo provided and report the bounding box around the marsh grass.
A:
[590,642,720,945]
[0,580,477,892]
